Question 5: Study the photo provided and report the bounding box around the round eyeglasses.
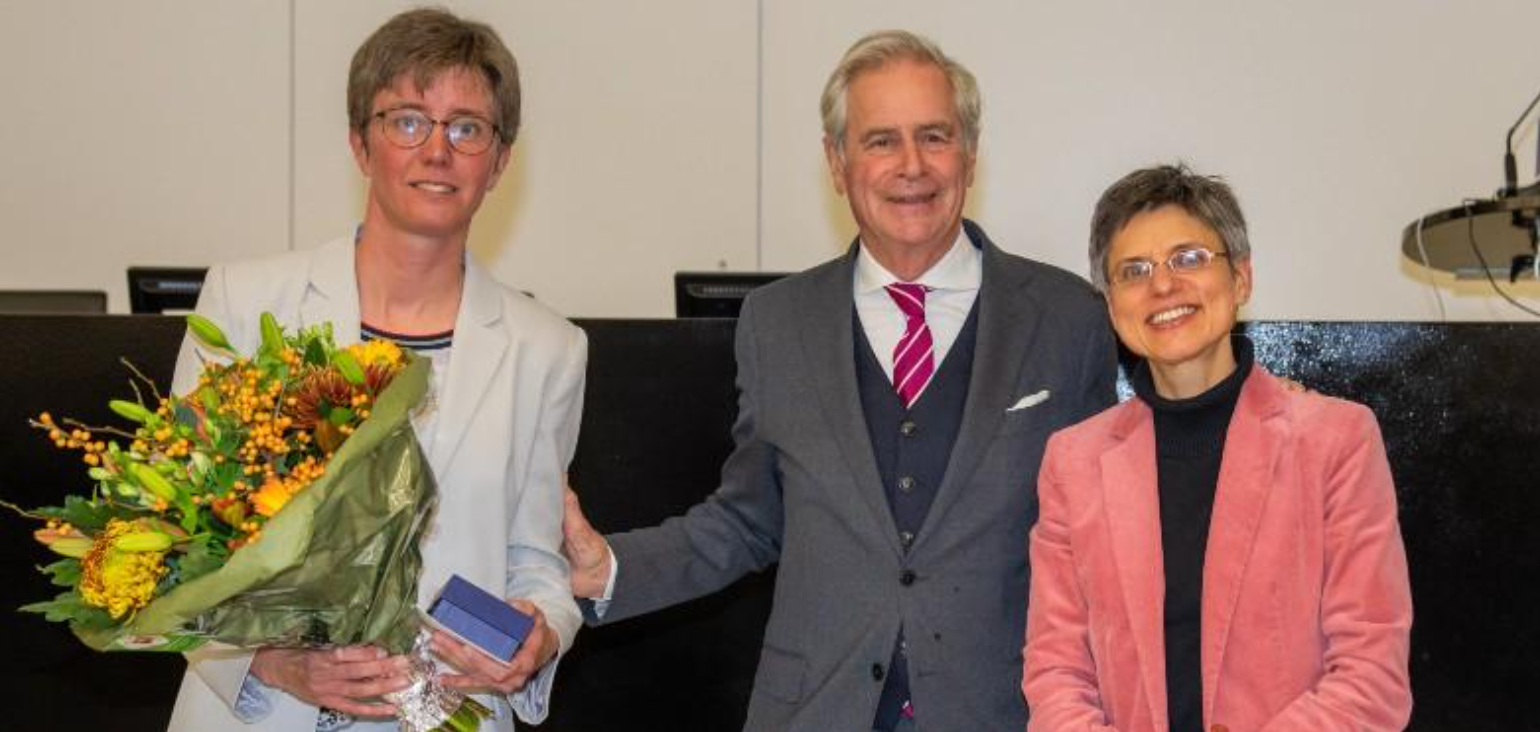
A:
[1110,246,1230,286]
[371,108,501,155]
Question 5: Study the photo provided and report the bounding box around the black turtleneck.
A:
[1129,336,1254,732]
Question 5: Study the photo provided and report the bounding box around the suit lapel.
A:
[299,237,364,345]
[913,226,1042,547]
[797,243,898,551]
[428,259,509,478]
[1100,401,1169,725]
[1201,366,1286,723]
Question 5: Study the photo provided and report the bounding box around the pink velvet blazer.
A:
[1023,366,1412,732]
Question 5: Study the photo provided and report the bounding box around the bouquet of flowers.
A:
[8,313,487,732]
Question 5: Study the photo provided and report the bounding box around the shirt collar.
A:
[854,228,981,295]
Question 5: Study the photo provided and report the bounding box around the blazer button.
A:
[899,531,915,549]
[900,569,917,586]
[899,420,917,437]
[897,476,916,493]
[871,663,886,681]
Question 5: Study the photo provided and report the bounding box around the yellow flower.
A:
[79,519,169,619]
[346,340,404,369]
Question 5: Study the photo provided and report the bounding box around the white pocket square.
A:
[1007,390,1051,412]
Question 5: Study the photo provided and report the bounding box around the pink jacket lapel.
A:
[1200,366,1288,723]
[1099,399,1169,727]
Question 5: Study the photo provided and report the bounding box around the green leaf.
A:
[172,538,224,584]
[214,428,239,456]
[327,407,355,426]
[331,350,365,386]
[20,595,82,622]
[177,495,200,534]
[211,461,240,494]
[200,387,220,414]
[20,590,114,630]
[70,604,120,632]
[174,403,199,429]
[37,495,117,531]
[304,338,328,367]
[39,557,81,587]
[259,312,285,356]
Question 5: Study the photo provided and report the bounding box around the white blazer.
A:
[164,237,585,732]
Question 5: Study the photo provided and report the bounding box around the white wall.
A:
[290,1,759,315]
[0,2,289,309]
[4,1,1539,320]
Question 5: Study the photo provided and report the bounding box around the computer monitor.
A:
[674,272,788,318]
[127,266,207,314]
[0,290,106,314]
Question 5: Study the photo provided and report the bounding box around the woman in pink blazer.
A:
[1023,165,1412,732]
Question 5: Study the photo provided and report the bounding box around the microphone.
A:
[1502,86,1540,197]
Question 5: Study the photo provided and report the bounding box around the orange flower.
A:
[249,478,296,518]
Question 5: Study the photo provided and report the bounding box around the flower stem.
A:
[432,696,492,732]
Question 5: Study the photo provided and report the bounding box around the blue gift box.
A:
[427,574,534,663]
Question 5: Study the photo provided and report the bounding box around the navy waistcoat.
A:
[853,299,979,729]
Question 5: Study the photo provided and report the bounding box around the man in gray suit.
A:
[563,30,1117,731]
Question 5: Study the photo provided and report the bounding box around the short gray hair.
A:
[820,30,981,154]
[1088,163,1250,291]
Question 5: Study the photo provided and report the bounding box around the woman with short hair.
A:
[166,9,583,731]
[1023,164,1412,731]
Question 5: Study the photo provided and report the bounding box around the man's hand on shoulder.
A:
[561,483,612,599]
[1278,375,1313,394]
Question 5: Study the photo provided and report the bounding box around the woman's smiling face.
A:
[1105,204,1252,385]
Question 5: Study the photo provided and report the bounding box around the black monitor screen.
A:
[0,290,106,314]
[127,267,208,314]
[674,272,788,318]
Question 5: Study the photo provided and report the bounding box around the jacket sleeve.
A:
[505,323,589,725]
[1260,406,1413,731]
[600,294,783,623]
[1023,433,1121,732]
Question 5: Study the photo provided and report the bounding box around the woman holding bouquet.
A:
[1022,165,1413,731]
[166,8,583,731]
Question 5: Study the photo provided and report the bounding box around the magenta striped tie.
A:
[885,282,935,410]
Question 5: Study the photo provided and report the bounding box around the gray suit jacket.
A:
[163,236,586,731]
[600,223,1118,731]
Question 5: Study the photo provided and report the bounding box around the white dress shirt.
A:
[853,229,983,383]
